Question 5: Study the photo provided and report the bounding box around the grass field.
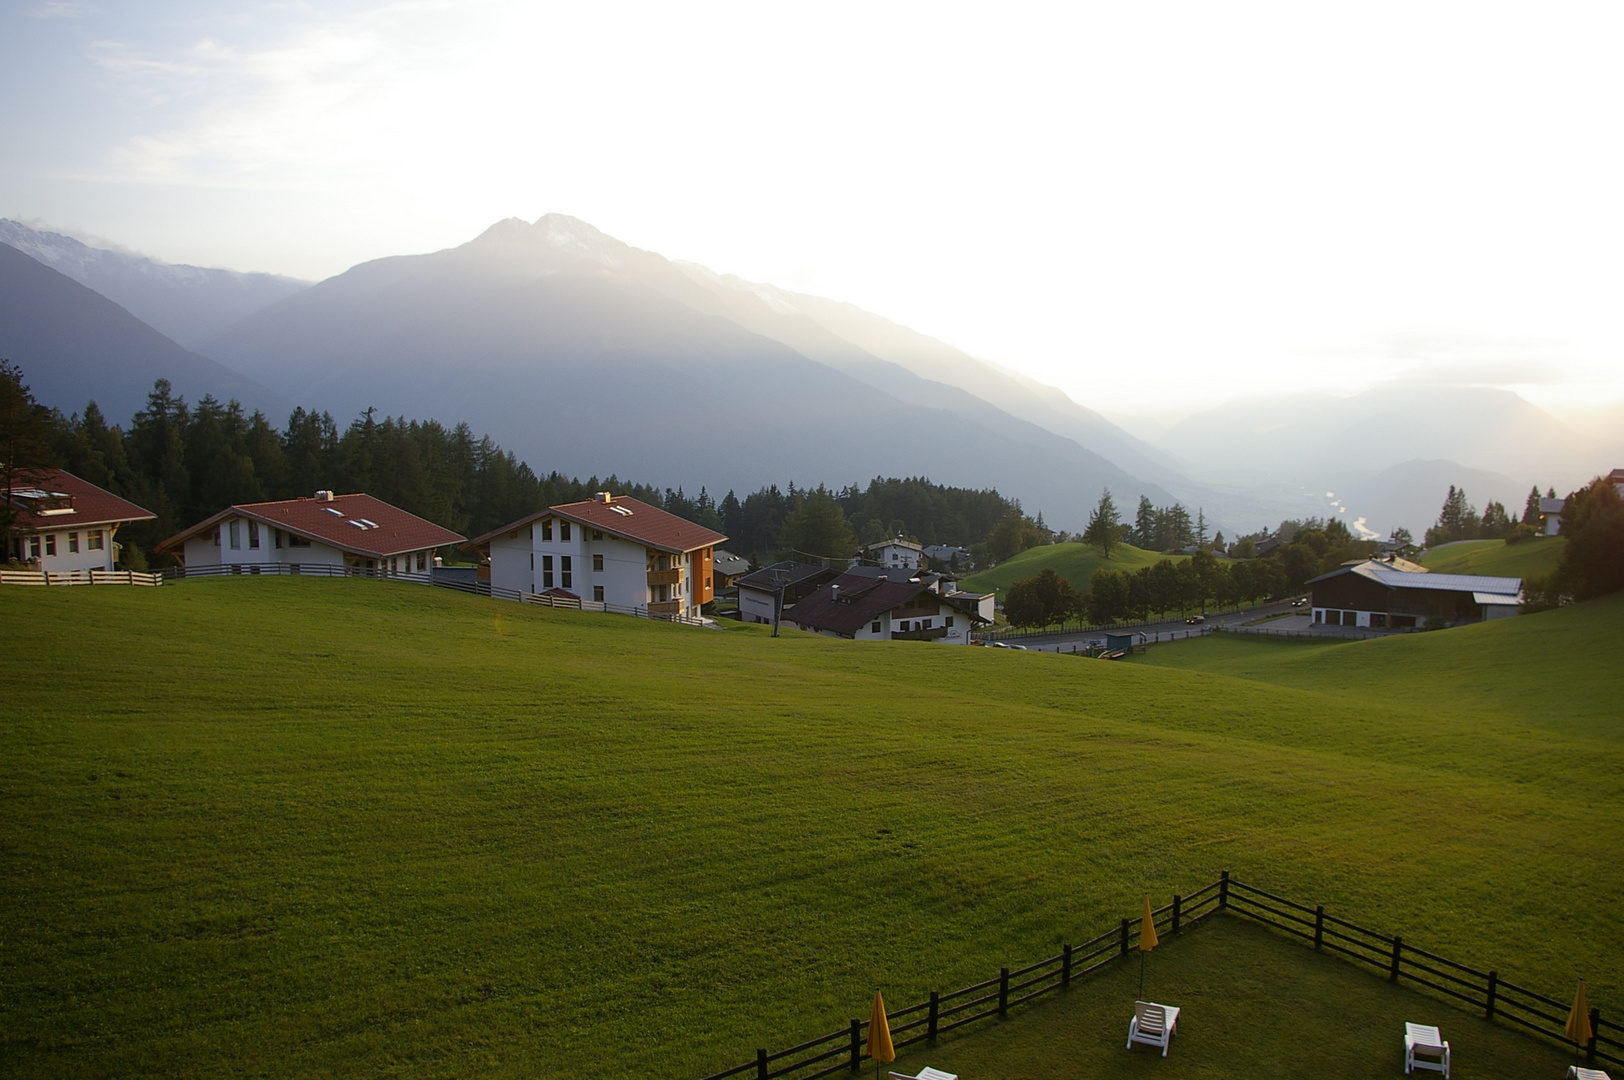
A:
[1418,535,1566,578]
[2,578,1620,1079]
[959,541,1178,595]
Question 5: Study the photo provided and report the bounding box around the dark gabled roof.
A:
[1307,560,1520,598]
[4,468,154,532]
[781,571,933,637]
[157,493,465,558]
[712,549,752,578]
[466,495,726,555]
[735,560,837,591]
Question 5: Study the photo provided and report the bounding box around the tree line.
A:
[1002,551,1294,628]
[2,364,1026,569]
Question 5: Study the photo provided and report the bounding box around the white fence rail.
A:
[0,568,164,587]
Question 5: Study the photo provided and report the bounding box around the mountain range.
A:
[3,213,1616,537]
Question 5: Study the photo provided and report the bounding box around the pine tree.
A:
[1083,489,1120,557]
[1134,496,1155,548]
[1522,486,1543,526]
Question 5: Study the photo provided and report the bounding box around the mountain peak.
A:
[467,213,631,268]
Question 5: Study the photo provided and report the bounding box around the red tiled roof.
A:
[156,493,465,557]
[4,468,155,532]
[467,495,726,554]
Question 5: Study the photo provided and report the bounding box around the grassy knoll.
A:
[2,579,1621,1079]
[1418,535,1566,578]
[889,915,1577,1080]
[960,541,1176,595]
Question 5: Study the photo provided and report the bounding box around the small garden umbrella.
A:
[1138,893,1160,998]
[1567,979,1592,1059]
[867,990,895,1080]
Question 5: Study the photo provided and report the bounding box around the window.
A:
[561,555,572,588]
[871,621,882,634]
[417,551,427,572]
[560,522,571,542]
[592,529,603,540]
[28,536,40,559]
[593,585,605,602]
[68,532,79,553]
[229,520,241,549]
[288,533,310,548]
[542,555,554,588]
[45,534,56,556]
[946,616,955,628]
[213,527,221,547]
[530,553,534,570]
[248,521,260,549]
[542,520,553,541]
[274,529,284,549]
[89,530,103,551]
[593,554,604,572]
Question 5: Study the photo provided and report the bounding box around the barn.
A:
[1307,559,1521,629]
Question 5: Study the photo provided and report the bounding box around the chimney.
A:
[830,584,840,602]
[593,491,613,503]
[314,490,334,501]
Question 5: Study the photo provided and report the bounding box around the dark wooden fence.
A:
[697,872,1618,1080]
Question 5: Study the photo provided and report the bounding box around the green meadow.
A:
[2,579,1619,1079]
[1418,536,1566,579]
[959,541,1176,595]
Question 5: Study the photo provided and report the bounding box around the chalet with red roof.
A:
[467,493,726,619]
[156,490,465,575]
[4,468,155,572]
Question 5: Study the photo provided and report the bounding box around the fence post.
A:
[1119,918,1131,958]
[1588,1007,1601,1065]
[999,967,1009,1017]
[1389,935,1402,983]
[1313,905,1324,950]
[849,1018,861,1071]
[928,993,939,1041]
[1219,870,1229,910]
[1061,944,1072,988]
[1172,894,1182,935]
[757,1048,768,1079]
[1485,970,1497,1019]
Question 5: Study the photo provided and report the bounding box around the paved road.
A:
[986,598,1307,653]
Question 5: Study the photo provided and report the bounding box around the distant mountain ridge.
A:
[201,214,1179,528]
[0,219,309,350]
[0,242,290,422]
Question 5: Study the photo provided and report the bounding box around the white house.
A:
[734,561,840,626]
[156,490,465,575]
[860,536,924,572]
[4,468,155,572]
[780,567,992,644]
[468,493,727,619]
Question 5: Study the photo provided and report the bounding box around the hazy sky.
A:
[4,1,1622,420]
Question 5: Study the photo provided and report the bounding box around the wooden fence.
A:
[0,567,163,587]
[696,873,1617,1080]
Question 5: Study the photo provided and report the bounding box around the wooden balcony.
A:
[646,568,684,586]
[646,600,682,615]
[891,626,948,642]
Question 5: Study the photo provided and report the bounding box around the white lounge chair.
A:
[1126,1000,1179,1057]
[889,1070,958,1080]
[1567,1069,1612,1080]
[1404,1022,1450,1077]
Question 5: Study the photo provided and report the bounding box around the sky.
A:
[3,1,1623,422]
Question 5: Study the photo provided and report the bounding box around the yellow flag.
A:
[867,989,896,1063]
[1567,979,1592,1045]
[1140,894,1160,952]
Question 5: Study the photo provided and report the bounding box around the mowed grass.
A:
[960,541,1177,595]
[2,578,1620,1079]
[1418,536,1566,578]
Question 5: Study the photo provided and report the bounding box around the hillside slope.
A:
[0,242,291,422]
[959,541,1178,596]
[3,579,1617,1079]
[1418,536,1566,579]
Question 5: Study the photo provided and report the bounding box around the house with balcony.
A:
[860,536,924,572]
[469,493,726,619]
[780,567,991,644]
[156,490,465,574]
[4,468,154,571]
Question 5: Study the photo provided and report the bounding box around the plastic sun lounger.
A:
[1567,1069,1612,1080]
[889,1069,958,1080]
[1127,1000,1180,1057]
[1405,1022,1450,1078]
